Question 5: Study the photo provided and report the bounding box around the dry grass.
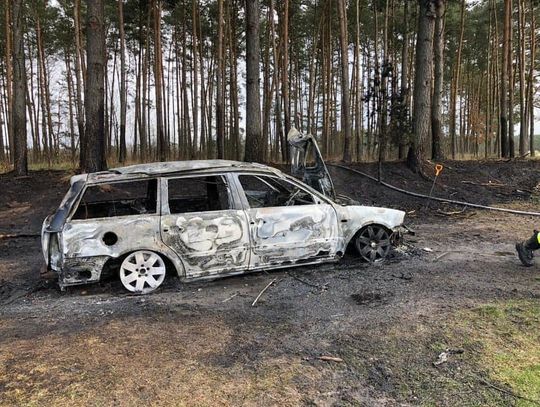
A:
[0,315,323,406]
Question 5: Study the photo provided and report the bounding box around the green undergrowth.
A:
[463,301,540,406]
[339,300,540,406]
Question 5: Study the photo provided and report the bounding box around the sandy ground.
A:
[1,160,539,406]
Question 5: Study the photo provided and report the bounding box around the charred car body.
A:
[42,130,407,294]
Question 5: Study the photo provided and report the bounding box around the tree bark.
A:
[216,0,225,158]
[74,0,86,168]
[398,0,409,160]
[191,0,199,158]
[431,0,445,160]
[82,0,107,172]
[65,52,76,163]
[517,0,526,156]
[500,0,511,157]
[12,0,27,175]
[449,0,464,159]
[528,0,536,157]
[4,0,14,162]
[409,0,435,173]
[118,0,127,163]
[338,0,352,162]
[153,0,167,161]
[508,0,515,158]
[244,0,263,162]
[280,0,290,162]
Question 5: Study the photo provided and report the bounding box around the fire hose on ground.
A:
[328,163,540,217]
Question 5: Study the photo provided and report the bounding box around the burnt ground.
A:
[1,160,540,406]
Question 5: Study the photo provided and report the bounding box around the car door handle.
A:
[163,226,184,233]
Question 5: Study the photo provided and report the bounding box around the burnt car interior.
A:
[168,175,230,213]
[73,179,158,220]
[238,174,314,208]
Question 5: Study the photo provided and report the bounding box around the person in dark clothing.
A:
[516,231,540,266]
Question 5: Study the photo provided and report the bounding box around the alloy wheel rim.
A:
[119,251,166,294]
[356,225,391,263]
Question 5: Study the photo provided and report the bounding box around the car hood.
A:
[288,128,336,200]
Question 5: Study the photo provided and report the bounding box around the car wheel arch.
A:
[344,222,393,251]
[102,248,186,280]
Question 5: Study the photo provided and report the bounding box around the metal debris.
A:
[433,348,464,366]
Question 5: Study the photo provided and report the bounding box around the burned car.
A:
[42,131,407,294]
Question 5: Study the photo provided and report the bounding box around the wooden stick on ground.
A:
[318,355,344,362]
[251,278,277,307]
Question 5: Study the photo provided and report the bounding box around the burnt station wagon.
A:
[42,132,408,294]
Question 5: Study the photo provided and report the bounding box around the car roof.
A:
[112,160,262,174]
[71,160,282,184]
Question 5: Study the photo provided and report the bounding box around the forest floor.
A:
[1,159,540,406]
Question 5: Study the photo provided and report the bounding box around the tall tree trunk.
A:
[153,0,167,161]
[191,0,199,158]
[398,0,409,160]
[517,0,526,156]
[36,19,49,162]
[181,14,192,158]
[528,0,536,157]
[227,0,239,160]
[244,0,263,162]
[449,0,464,159]
[82,0,107,172]
[216,0,225,158]
[431,0,445,160]
[140,6,149,160]
[338,0,352,162]
[262,4,274,160]
[36,16,55,165]
[409,0,435,172]
[508,0,515,158]
[355,0,363,161]
[65,52,76,163]
[74,0,86,168]
[280,0,290,162]
[501,0,511,157]
[12,0,27,175]
[0,59,5,161]
[4,0,14,162]
[118,0,127,163]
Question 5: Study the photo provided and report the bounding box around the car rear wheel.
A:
[119,250,166,294]
[354,225,391,263]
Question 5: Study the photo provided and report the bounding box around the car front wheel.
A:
[354,225,391,263]
[119,250,166,294]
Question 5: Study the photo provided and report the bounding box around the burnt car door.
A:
[160,174,251,278]
[234,173,339,268]
[61,178,162,282]
[288,128,336,200]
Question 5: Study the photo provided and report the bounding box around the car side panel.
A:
[245,204,340,268]
[159,175,251,279]
[228,173,341,268]
[61,214,175,285]
[334,205,406,246]
[57,178,186,287]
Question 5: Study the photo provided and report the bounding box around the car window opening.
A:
[168,175,230,214]
[73,179,158,220]
[238,175,314,208]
